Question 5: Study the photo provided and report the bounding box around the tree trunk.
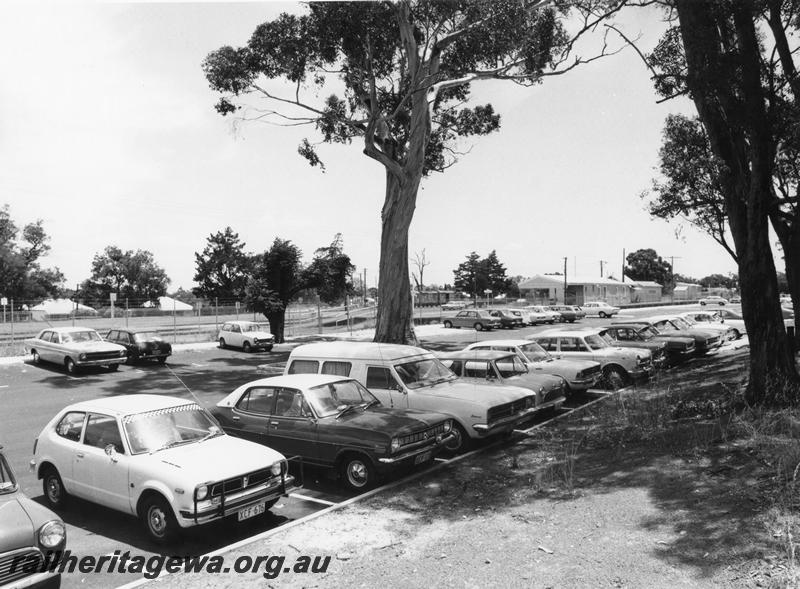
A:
[374,173,417,344]
[777,228,800,347]
[266,310,286,344]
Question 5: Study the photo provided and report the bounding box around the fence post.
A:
[173,299,177,344]
[215,297,218,334]
[317,301,322,334]
[10,298,14,349]
[125,298,129,327]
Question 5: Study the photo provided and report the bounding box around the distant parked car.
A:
[679,311,739,340]
[549,305,585,323]
[25,327,127,374]
[1,445,66,589]
[32,395,295,543]
[442,301,468,311]
[438,350,566,411]
[593,328,667,367]
[462,339,602,392]
[218,321,275,352]
[443,309,502,331]
[528,328,654,389]
[525,305,561,324]
[105,328,172,364]
[730,295,742,304]
[711,308,747,336]
[581,301,620,318]
[510,307,549,325]
[626,317,723,355]
[602,323,696,363]
[488,309,525,329]
[699,295,728,306]
[213,374,454,491]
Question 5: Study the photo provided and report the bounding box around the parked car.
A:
[487,309,525,329]
[442,309,502,331]
[649,314,735,346]
[622,317,723,355]
[441,301,468,311]
[283,343,539,453]
[527,328,654,389]
[524,305,561,324]
[31,395,296,543]
[679,311,739,340]
[549,305,585,323]
[218,321,275,352]
[1,445,66,589]
[602,323,696,363]
[105,328,172,364]
[711,308,747,336]
[699,295,728,306]
[462,339,602,392]
[437,350,566,411]
[592,328,667,367]
[509,307,549,325]
[580,301,620,318]
[213,374,454,491]
[730,295,742,303]
[24,327,127,374]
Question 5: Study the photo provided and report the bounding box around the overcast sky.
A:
[0,1,736,295]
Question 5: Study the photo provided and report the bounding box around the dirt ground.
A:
[150,349,798,589]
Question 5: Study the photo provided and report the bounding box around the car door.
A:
[36,331,55,363]
[227,385,277,446]
[557,337,593,362]
[50,411,86,495]
[267,387,319,461]
[364,365,408,409]
[229,324,244,348]
[73,413,131,511]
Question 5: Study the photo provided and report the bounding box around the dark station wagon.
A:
[212,374,455,491]
[105,328,172,365]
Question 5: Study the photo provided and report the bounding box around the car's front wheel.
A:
[141,495,179,544]
[31,349,41,365]
[598,311,607,318]
[339,454,376,492]
[474,322,484,331]
[158,356,168,365]
[64,358,77,375]
[42,467,68,510]
[218,338,226,349]
[603,366,628,390]
[443,320,453,329]
[108,364,119,372]
[242,341,252,353]
[443,422,472,455]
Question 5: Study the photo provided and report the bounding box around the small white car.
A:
[511,307,548,325]
[441,301,467,311]
[31,395,294,543]
[699,296,728,306]
[24,327,127,374]
[580,301,620,318]
[679,311,739,340]
[524,305,560,324]
[218,320,275,352]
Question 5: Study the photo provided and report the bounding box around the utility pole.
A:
[600,260,608,277]
[563,257,568,304]
[622,248,626,282]
[667,255,683,304]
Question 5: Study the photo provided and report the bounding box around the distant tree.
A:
[246,236,354,342]
[203,1,625,345]
[193,227,252,302]
[411,249,429,292]
[170,287,201,306]
[699,273,737,289]
[81,246,169,304]
[625,249,672,287]
[452,250,513,297]
[484,251,512,293]
[0,206,64,304]
[672,273,698,285]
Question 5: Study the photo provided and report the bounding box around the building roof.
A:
[625,277,662,288]
[519,274,631,289]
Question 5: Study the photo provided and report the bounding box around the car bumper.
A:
[567,375,601,390]
[377,432,455,466]
[75,357,125,367]
[472,406,539,436]
[178,473,296,527]
[4,572,61,589]
[628,366,654,381]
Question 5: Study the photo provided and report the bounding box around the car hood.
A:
[336,406,447,436]
[418,380,531,405]
[0,492,43,550]
[530,357,598,373]
[500,373,564,391]
[153,434,285,482]
[592,347,649,359]
[68,341,126,352]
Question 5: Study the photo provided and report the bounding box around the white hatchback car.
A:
[218,320,275,352]
[31,395,294,543]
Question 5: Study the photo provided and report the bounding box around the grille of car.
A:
[398,423,447,447]
[0,548,43,586]
[578,365,602,379]
[210,467,274,497]
[488,398,531,423]
[84,351,123,361]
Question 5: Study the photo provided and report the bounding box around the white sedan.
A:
[24,327,127,374]
[699,296,728,306]
[31,395,295,543]
[581,301,620,318]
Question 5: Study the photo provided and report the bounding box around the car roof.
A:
[43,326,99,334]
[465,339,531,347]
[224,320,263,325]
[289,342,433,362]
[607,323,648,329]
[642,314,681,322]
[110,327,161,334]
[531,329,595,338]
[234,374,352,390]
[64,394,196,417]
[437,350,516,361]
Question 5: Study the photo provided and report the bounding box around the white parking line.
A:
[434,457,448,462]
[288,492,337,506]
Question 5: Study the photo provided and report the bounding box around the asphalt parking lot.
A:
[0,303,746,589]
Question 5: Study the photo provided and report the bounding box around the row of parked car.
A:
[443,302,623,332]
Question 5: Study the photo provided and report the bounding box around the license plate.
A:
[414,451,432,465]
[237,502,265,521]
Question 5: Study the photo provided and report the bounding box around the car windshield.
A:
[0,453,17,493]
[638,326,659,339]
[585,335,608,350]
[518,342,552,362]
[672,317,693,329]
[495,356,527,377]
[598,332,616,346]
[123,404,221,454]
[133,332,163,342]
[242,323,268,332]
[62,330,101,343]
[394,358,456,389]
[682,316,698,325]
[306,380,377,418]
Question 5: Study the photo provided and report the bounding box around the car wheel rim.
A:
[46,476,61,504]
[445,428,462,451]
[346,461,369,488]
[147,505,168,537]
[33,352,39,363]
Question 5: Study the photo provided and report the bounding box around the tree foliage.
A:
[0,205,64,303]
[193,227,252,301]
[81,246,169,304]
[452,250,512,296]
[624,248,672,287]
[203,0,625,344]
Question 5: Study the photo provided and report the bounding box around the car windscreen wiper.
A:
[361,399,380,410]
[336,404,357,419]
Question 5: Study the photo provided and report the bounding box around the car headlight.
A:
[443,420,452,433]
[270,461,284,476]
[119,350,126,357]
[390,438,401,453]
[195,484,208,500]
[78,353,87,361]
[38,520,66,549]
